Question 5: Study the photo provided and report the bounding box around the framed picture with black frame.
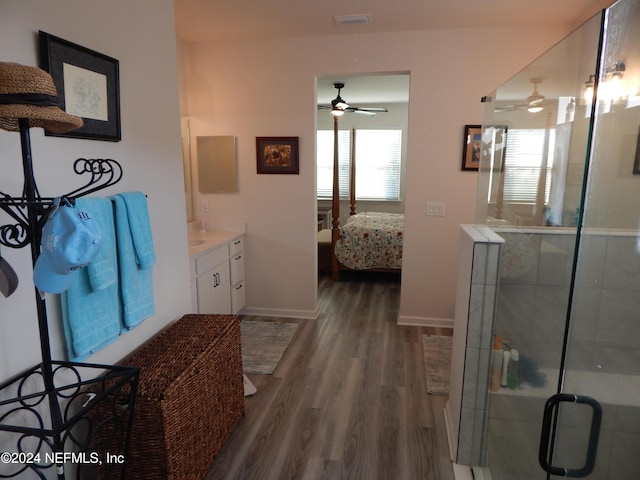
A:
[39,31,121,141]
[256,136,299,174]
[461,124,482,171]
[634,125,640,174]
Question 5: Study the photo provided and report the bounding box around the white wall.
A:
[182,24,575,324]
[0,0,190,382]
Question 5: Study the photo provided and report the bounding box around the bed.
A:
[323,119,404,279]
[334,212,403,270]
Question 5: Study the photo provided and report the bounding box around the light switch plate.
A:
[426,202,446,216]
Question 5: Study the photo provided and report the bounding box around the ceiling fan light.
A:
[526,77,545,113]
[331,107,345,116]
[527,93,544,113]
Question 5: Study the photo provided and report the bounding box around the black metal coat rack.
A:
[0,119,138,480]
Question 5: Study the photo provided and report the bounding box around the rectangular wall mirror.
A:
[197,135,238,193]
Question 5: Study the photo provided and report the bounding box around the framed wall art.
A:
[634,125,640,174]
[461,124,482,171]
[39,31,121,141]
[256,136,299,174]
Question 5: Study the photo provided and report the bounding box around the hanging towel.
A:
[61,197,121,362]
[112,192,156,330]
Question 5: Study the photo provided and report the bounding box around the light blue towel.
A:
[61,197,121,361]
[112,192,155,330]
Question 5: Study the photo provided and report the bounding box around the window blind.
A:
[354,129,402,201]
[503,129,553,204]
[317,128,402,201]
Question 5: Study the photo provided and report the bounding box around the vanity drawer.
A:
[230,251,244,286]
[195,244,228,275]
[231,281,245,314]
[229,236,243,256]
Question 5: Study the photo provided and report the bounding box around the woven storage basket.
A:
[122,314,244,479]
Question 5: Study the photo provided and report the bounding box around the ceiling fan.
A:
[318,82,389,116]
[494,77,548,113]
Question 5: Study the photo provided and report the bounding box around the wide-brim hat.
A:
[0,62,83,134]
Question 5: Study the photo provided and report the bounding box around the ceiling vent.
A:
[333,13,372,25]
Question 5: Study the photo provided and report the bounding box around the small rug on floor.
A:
[241,320,299,374]
[421,335,452,395]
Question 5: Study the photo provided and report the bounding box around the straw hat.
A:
[0,62,83,133]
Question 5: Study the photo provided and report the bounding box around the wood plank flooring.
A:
[206,271,455,480]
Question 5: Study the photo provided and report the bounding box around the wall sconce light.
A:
[602,60,626,102]
[580,61,626,106]
[580,74,596,104]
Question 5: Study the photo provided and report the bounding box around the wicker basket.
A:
[122,314,244,479]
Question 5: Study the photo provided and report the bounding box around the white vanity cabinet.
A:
[190,233,245,315]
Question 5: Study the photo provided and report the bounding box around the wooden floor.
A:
[206,271,455,480]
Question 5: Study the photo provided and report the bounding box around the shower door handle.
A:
[539,393,602,477]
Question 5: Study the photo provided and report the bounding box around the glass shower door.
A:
[475,10,603,479]
[540,0,640,477]
[475,0,640,478]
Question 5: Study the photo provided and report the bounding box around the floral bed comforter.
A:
[335,212,404,270]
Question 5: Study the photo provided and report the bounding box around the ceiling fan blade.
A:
[495,103,539,112]
[346,107,388,115]
[319,83,389,115]
[354,107,388,112]
[351,109,378,116]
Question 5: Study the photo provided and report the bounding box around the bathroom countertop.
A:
[188,229,243,257]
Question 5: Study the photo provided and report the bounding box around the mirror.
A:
[181,115,193,222]
[197,136,238,193]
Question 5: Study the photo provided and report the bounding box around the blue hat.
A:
[33,199,101,294]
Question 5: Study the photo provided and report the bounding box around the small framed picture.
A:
[39,31,121,141]
[461,124,482,171]
[256,137,299,174]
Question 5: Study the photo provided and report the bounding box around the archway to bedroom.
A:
[315,72,410,285]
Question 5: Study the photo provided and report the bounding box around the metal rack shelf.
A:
[0,119,138,480]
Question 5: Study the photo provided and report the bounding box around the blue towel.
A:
[61,197,121,361]
[112,192,155,330]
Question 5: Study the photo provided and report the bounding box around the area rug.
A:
[421,335,452,395]
[241,320,299,374]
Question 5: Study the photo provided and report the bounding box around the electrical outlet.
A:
[201,200,209,213]
[426,202,446,217]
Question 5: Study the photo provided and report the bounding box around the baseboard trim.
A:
[444,401,456,462]
[397,315,454,328]
[444,403,478,480]
[240,305,320,320]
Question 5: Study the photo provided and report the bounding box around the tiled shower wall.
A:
[494,228,640,376]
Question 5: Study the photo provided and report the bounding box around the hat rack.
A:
[0,118,139,480]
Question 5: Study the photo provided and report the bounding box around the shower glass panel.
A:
[472,0,640,477]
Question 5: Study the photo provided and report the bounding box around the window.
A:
[503,128,554,204]
[316,129,402,201]
[317,129,350,199]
